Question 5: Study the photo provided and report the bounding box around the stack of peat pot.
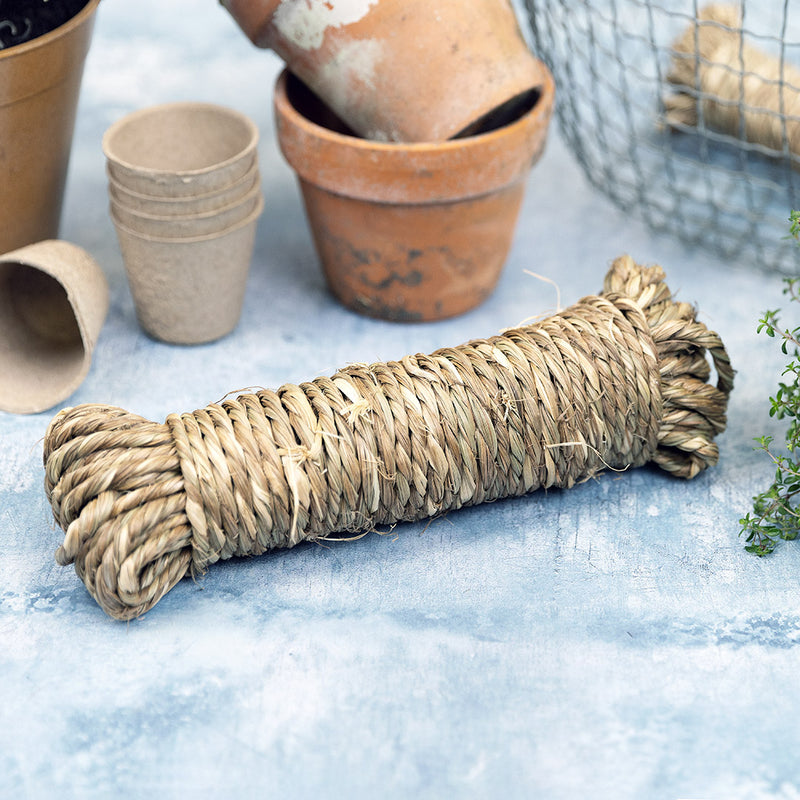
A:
[103,103,264,344]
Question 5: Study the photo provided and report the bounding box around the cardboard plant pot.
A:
[0,240,108,414]
[107,166,260,217]
[109,182,264,239]
[0,0,101,254]
[111,197,264,345]
[274,68,555,322]
[222,0,543,142]
[102,102,259,198]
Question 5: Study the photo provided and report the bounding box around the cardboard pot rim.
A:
[109,188,263,239]
[274,67,556,204]
[106,162,260,204]
[0,0,100,110]
[0,0,101,62]
[102,101,259,181]
[110,182,263,224]
[106,152,258,199]
[110,194,265,244]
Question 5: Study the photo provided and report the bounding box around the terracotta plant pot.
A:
[0,0,101,254]
[0,240,108,414]
[223,0,543,142]
[274,68,555,321]
[102,102,259,197]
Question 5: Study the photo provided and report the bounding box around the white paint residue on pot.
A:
[273,0,378,51]
[316,37,384,126]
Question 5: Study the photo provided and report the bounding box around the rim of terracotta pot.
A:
[0,0,101,108]
[102,101,259,183]
[274,67,556,204]
[110,194,265,244]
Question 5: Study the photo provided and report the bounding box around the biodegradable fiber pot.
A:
[102,102,259,198]
[223,0,543,142]
[0,240,108,414]
[107,166,260,217]
[111,197,264,345]
[274,68,555,322]
[109,182,263,239]
[0,0,101,254]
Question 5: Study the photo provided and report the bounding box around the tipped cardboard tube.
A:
[0,240,108,414]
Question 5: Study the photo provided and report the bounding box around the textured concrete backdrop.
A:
[1,2,799,798]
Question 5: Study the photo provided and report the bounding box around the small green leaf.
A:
[742,212,800,555]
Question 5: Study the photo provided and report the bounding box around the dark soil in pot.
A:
[0,0,89,49]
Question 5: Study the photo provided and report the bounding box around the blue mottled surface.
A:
[2,2,800,798]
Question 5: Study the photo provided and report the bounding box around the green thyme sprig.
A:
[739,211,800,555]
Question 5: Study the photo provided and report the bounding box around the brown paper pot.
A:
[0,0,101,254]
[275,69,555,321]
[112,197,264,344]
[0,240,108,414]
[109,183,263,239]
[222,0,542,142]
[103,102,259,198]
[107,165,260,216]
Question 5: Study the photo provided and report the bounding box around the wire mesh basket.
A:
[525,1,800,273]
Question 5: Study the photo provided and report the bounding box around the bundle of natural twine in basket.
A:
[666,3,800,161]
[44,256,733,620]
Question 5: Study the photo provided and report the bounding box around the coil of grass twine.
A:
[665,3,800,160]
[44,256,734,620]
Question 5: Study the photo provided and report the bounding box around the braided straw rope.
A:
[43,256,733,620]
[665,3,800,160]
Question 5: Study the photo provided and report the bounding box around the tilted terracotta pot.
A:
[274,67,555,322]
[223,0,543,142]
[0,0,101,254]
